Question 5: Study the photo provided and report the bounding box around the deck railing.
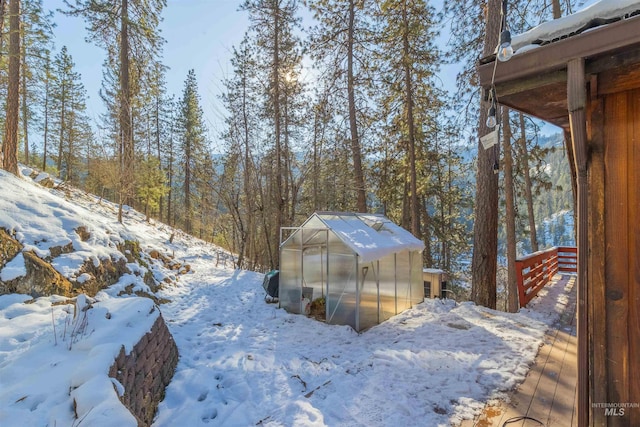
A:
[515,246,577,307]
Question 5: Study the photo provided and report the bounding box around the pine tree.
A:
[164,95,178,227]
[374,0,443,250]
[147,62,172,223]
[2,0,20,175]
[502,107,519,312]
[136,156,167,221]
[41,56,51,172]
[469,0,501,310]
[307,0,372,213]
[63,0,166,221]
[50,46,92,183]
[19,0,54,166]
[241,0,306,269]
[220,36,260,269]
[177,69,208,235]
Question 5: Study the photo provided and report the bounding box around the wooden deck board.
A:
[458,275,577,427]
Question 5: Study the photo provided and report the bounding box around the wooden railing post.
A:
[516,259,526,308]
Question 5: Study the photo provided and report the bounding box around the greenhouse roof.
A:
[309,212,425,263]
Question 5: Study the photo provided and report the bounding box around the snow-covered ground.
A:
[0,169,574,426]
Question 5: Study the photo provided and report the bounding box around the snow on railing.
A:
[515,246,577,307]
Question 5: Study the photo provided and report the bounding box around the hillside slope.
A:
[0,169,574,426]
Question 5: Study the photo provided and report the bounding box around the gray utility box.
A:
[423,268,448,299]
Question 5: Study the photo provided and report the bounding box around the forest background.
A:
[0,0,581,308]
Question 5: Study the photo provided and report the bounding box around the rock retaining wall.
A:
[109,314,179,426]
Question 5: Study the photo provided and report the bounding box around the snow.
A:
[308,213,425,263]
[0,169,576,426]
[0,292,157,427]
[512,0,640,52]
[0,253,26,281]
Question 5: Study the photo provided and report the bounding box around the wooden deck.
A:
[459,275,577,427]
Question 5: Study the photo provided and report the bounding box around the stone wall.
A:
[109,313,179,426]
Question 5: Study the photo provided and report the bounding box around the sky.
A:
[46,0,574,148]
[0,166,577,426]
[49,0,251,148]
[47,0,473,147]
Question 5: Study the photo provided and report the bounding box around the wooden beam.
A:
[587,95,607,425]
[630,88,640,427]
[603,90,631,424]
[494,69,567,98]
[567,58,589,427]
[597,62,640,95]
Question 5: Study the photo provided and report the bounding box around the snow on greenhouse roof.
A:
[312,212,425,263]
[512,0,640,53]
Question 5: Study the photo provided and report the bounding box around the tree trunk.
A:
[347,0,367,213]
[2,0,20,175]
[518,113,538,252]
[118,0,132,223]
[242,63,254,269]
[401,1,420,238]
[470,0,501,309]
[552,0,562,19]
[184,137,192,233]
[20,27,28,166]
[502,107,518,312]
[42,61,50,172]
[420,197,433,267]
[0,1,7,62]
[155,95,163,222]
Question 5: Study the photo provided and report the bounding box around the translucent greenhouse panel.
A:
[302,245,326,304]
[304,215,325,230]
[378,253,397,320]
[326,252,357,329]
[279,247,302,314]
[410,251,424,306]
[395,250,412,313]
[358,261,379,331]
[300,218,329,247]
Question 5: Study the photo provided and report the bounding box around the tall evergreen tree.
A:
[50,46,92,183]
[220,36,261,269]
[19,0,54,166]
[502,107,518,312]
[41,56,51,171]
[469,0,501,309]
[306,0,372,213]
[374,0,443,251]
[177,69,208,235]
[241,0,305,269]
[63,0,166,222]
[2,0,20,175]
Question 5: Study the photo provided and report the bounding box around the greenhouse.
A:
[279,212,425,332]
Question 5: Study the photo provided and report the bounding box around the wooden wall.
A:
[587,85,640,426]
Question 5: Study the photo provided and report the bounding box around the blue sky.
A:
[48,0,562,147]
[50,0,250,147]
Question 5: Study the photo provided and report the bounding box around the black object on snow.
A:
[262,270,279,298]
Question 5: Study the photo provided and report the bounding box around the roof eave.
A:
[477,14,640,128]
[479,14,640,88]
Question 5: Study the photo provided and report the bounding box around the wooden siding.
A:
[591,87,640,426]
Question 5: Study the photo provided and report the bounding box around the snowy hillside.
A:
[0,169,575,426]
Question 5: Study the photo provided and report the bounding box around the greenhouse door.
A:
[302,245,327,314]
[358,261,379,331]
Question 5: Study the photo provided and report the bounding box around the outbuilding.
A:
[279,212,424,332]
